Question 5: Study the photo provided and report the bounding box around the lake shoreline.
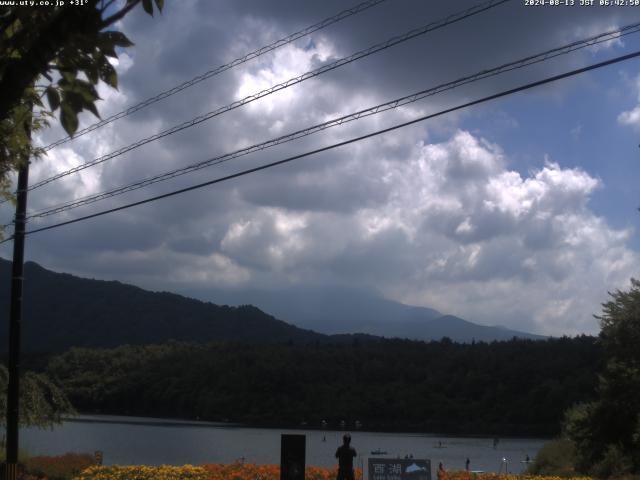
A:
[61,413,552,441]
[24,416,546,473]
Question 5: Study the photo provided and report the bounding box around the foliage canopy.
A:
[0,0,163,200]
[564,278,640,477]
[45,336,599,436]
[0,364,75,428]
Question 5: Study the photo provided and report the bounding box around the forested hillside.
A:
[0,260,326,352]
[0,259,543,350]
[46,336,600,436]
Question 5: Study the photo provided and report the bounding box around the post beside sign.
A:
[368,458,431,480]
[280,434,305,480]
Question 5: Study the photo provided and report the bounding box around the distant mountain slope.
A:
[421,315,545,342]
[202,285,441,334]
[0,259,544,352]
[0,259,326,352]
[202,286,546,342]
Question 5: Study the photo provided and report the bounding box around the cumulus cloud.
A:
[618,106,640,127]
[172,130,636,336]
[572,23,625,53]
[1,0,638,338]
[617,73,640,129]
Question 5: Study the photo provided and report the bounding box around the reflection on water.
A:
[19,415,547,478]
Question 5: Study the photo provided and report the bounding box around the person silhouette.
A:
[465,458,470,471]
[336,433,357,480]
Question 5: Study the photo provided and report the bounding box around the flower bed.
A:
[438,471,593,480]
[71,465,208,480]
[72,464,363,480]
[202,464,362,480]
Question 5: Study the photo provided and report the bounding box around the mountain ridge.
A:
[0,259,330,352]
[199,285,546,342]
[0,258,544,351]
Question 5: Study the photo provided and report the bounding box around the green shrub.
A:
[589,445,633,479]
[527,438,578,477]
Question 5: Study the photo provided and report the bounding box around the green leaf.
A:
[98,42,117,59]
[102,31,134,48]
[154,0,164,12]
[72,79,100,103]
[84,101,101,119]
[45,86,60,111]
[63,91,85,114]
[142,0,154,16]
[60,70,77,84]
[86,65,99,84]
[98,60,118,89]
[32,95,44,109]
[60,103,78,136]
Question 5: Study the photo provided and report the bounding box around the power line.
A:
[28,0,509,191]
[4,48,637,243]
[24,0,510,193]
[39,0,390,152]
[24,22,640,221]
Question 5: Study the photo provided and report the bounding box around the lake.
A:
[19,415,547,478]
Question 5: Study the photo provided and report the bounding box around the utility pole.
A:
[4,121,30,480]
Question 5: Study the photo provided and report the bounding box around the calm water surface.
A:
[20,415,547,478]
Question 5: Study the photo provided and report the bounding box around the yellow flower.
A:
[439,471,593,480]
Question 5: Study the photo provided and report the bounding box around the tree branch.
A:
[99,0,118,14]
[101,1,139,28]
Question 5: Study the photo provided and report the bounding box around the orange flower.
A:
[438,471,593,480]
[201,463,363,480]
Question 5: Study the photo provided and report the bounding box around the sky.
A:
[2,0,640,336]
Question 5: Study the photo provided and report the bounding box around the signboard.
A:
[368,458,431,480]
[280,434,305,480]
